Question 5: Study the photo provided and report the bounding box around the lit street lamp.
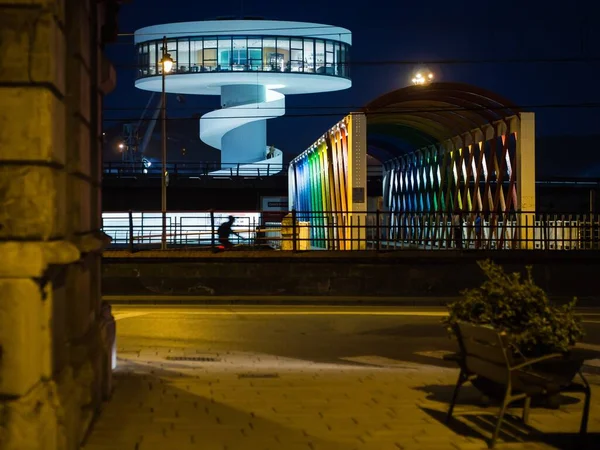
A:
[411,70,434,86]
[160,36,173,250]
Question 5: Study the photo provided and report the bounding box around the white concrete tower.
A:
[134,20,352,174]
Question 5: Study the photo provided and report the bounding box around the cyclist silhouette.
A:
[217,216,240,250]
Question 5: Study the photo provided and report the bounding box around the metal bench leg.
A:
[446,369,467,423]
[579,372,591,435]
[522,396,531,425]
[490,389,511,449]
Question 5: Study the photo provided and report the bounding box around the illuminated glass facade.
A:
[136,35,350,79]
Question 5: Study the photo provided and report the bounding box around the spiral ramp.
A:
[200,87,285,176]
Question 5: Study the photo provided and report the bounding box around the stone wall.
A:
[0,1,118,449]
[102,251,600,304]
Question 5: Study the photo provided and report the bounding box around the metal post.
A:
[376,209,381,251]
[128,209,134,253]
[292,208,297,252]
[210,209,216,251]
[161,35,168,250]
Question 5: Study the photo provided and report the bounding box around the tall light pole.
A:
[159,36,173,250]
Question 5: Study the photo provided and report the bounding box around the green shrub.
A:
[443,260,584,357]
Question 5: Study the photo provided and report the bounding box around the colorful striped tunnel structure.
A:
[365,82,536,248]
[289,83,536,250]
[289,113,367,249]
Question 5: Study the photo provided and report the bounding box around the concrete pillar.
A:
[0,1,117,449]
[348,113,367,250]
[220,84,267,164]
[517,112,536,249]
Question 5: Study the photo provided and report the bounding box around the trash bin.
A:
[281,214,310,250]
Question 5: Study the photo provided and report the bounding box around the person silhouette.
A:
[217,215,240,250]
[452,209,463,249]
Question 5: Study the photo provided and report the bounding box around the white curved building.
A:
[134,20,352,174]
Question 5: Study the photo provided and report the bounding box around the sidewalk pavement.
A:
[82,348,600,450]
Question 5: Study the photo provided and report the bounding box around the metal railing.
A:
[101,211,263,251]
[103,161,284,178]
[102,161,384,179]
[101,210,600,252]
[291,211,600,251]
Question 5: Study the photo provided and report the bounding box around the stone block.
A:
[90,185,102,229]
[64,265,91,341]
[53,169,68,239]
[76,63,92,125]
[0,7,65,93]
[0,243,45,278]
[73,3,91,68]
[50,284,69,375]
[0,380,59,450]
[76,177,92,233]
[66,175,93,234]
[0,88,66,165]
[0,279,44,397]
[0,0,65,22]
[40,284,53,379]
[56,364,96,449]
[64,119,91,179]
[76,121,92,178]
[0,165,67,240]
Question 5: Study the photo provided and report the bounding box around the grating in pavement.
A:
[238,373,280,379]
[165,356,220,362]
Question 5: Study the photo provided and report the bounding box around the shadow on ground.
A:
[82,359,348,450]
[421,407,599,450]
[416,383,580,408]
[417,383,594,449]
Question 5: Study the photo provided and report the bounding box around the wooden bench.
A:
[446,322,591,448]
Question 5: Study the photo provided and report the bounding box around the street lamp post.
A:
[159,36,173,250]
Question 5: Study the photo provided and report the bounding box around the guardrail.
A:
[102,161,384,179]
[101,210,600,252]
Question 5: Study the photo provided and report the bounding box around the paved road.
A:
[111,306,600,368]
[81,306,600,449]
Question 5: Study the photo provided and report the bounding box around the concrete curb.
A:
[102,295,456,306]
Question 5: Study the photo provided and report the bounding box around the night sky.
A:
[104,0,600,171]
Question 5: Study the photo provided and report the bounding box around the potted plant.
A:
[443,260,585,402]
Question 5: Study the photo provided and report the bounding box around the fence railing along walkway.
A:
[101,210,600,252]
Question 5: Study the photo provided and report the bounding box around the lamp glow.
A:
[161,53,174,74]
[411,69,434,86]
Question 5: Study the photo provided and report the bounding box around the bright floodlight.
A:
[411,69,434,86]
[160,53,174,74]
[118,143,125,149]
